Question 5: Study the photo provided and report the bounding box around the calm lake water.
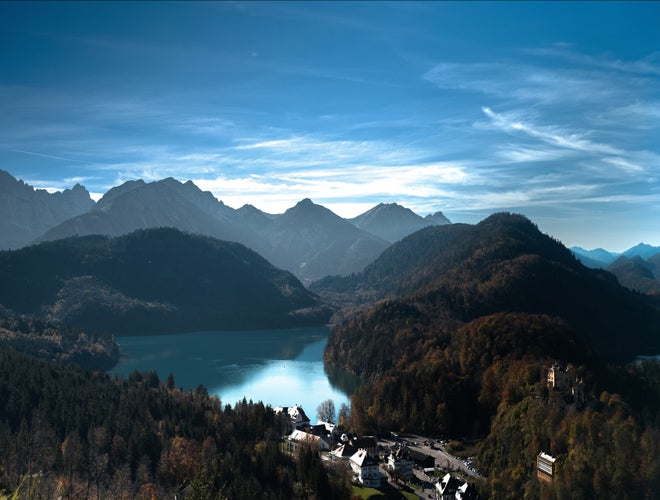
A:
[111,326,356,414]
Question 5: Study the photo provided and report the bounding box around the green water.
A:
[111,326,355,414]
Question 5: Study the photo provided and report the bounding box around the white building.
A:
[349,448,384,488]
[274,404,311,433]
[286,429,330,454]
[387,445,413,480]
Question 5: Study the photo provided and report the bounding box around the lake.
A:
[110,326,357,416]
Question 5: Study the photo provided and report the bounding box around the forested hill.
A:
[319,212,660,363]
[0,346,349,498]
[0,228,332,336]
[321,212,660,498]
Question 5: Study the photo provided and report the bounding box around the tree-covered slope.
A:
[0,228,332,335]
[0,346,349,499]
[320,213,660,363]
[321,213,660,498]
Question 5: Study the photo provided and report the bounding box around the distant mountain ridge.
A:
[2,170,451,283]
[262,198,391,281]
[606,254,660,295]
[623,243,660,260]
[571,243,660,269]
[570,243,660,295]
[0,228,332,335]
[0,169,94,250]
[350,202,450,243]
[570,246,620,267]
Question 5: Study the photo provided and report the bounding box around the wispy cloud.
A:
[481,107,623,156]
[523,46,660,76]
[494,145,572,163]
[423,62,622,105]
[190,160,468,213]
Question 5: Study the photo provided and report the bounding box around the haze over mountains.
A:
[571,244,660,295]
[0,170,449,283]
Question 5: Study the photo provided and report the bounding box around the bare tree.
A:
[338,403,351,428]
[316,399,336,423]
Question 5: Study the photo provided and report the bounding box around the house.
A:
[408,448,435,468]
[349,436,378,456]
[435,473,462,499]
[387,445,413,480]
[286,429,330,454]
[331,443,356,460]
[349,448,384,488]
[537,451,556,483]
[455,481,480,499]
[274,405,311,433]
[331,435,378,460]
[309,421,340,445]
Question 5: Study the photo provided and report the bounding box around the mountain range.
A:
[571,245,660,295]
[0,228,332,335]
[0,170,94,249]
[349,202,450,243]
[0,170,450,283]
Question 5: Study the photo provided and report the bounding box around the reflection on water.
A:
[111,326,355,412]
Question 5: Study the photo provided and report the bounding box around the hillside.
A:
[0,307,118,370]
[318,213,660,363]
[0,170,94,250]
[0,228,332,336]
[0,346,349,498]
[320,213,660,498]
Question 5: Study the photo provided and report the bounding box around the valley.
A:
[1,171,659,499]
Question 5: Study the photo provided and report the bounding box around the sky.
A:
[1,1,659,252]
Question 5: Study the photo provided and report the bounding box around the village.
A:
[275,403,482,499]
[275,361,585,499]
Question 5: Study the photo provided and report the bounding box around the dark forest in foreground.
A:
[0,346,350,499]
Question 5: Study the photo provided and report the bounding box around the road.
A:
[371,433,485,499]
[376,433,483,478]
[404,434,482,479]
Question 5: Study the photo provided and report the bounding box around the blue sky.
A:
[1,1,659,251]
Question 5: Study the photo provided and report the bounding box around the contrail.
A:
[11,149,88,163]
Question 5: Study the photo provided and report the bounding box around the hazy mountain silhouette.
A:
[0,228,332,335]
[35,178,391,283]
[424,211,452,225]
[349,202,450,243]
[570,246,619,268]
[607,255,660,295]
[263,199,390,283]
[38,177,270,256]
[0,170,94,250]
[572,244,660,269]
[622,243,660,260]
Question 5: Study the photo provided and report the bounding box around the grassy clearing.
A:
[351,482,419,499]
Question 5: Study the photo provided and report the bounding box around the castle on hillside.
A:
[547,362,584,408]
